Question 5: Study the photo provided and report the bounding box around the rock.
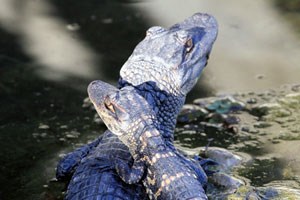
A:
[257,181,300,200]
[251,103,282,117]
[38,123,50,129]
[66,23,80,31]
[206,113,226,124]
[177,104,208,123]
[253,122,272,128]
[93,113,104,124]
[255,74,265,79]
[65,130,80,139]
[82,97,93,108]
[247,98,257,104]
[60,125,68,129]
[225,186,259,200]
[40,132,47,138]
[205,96,245,114]
[210,172,245,190]
[200,147,243,171]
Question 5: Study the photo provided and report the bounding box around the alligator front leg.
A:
[114,158,145,184]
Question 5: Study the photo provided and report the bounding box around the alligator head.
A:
[88,80,156,153]
[120,13,218,96]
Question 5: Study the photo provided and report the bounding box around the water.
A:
[0,0,299,199]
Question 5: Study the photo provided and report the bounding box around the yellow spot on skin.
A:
[162,174,167,179]
[147,177,156,185]
[176,172,184,178]
[145,131,152,138]
[152,157,157,163]
[165,179,171,185]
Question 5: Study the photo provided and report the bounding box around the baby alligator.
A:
[56,13,218,200]
[89,80,208,200]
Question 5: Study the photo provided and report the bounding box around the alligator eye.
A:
[104,97,115,113]
[146,26,166,36]
[185,38,193,53]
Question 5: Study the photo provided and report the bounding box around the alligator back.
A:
[65,131,148,200]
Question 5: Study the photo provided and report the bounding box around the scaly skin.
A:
[56,13,218,200]
[89,81,208,199]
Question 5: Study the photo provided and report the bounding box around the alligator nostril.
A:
[91,80,98,85]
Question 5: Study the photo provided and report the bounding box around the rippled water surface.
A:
[0,0,300,199]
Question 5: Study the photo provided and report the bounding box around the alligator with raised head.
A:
[56,13,218,199]
[88,80,208,199]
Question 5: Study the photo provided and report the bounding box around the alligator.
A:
[56,13,218,199]
[89,80,208,199]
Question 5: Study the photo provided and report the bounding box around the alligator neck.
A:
[118,78,185,143]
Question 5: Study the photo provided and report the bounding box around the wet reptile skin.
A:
[89,80,208,199]
[56,13,218,200]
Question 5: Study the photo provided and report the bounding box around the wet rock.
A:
[59,138,66,142]
[32,133,39,138]
[257,181,300,200]
[224,115,240,124]
[264,108,292,120]
[66,23,80,31]
[206,113,225,124]
[291,84,300,92]
[40,132,47,138]
[210,172,245,190]
[177,104,208,123]
[253,122,272,128]
[247,98,257,104]
[206,113,240,125]
[251,103,282,117]
[183,137,192,142]
[249,128,259,134]
[60,125,68,129]
[205,96,245,114]
[93,113,104,124]
[82,97,93,108]
[271,139,281,144]
[244,140,260,148]
[101,18,113,24]
[58,153,66,158]
[199,121,224,131]
[289,125,300,133]
[65,130,81,139]
[200,147,243,171]
[200,132,207,137]
[225,186,259,200]
[38,123,50,129]
[181,130,197,135]
[255,74,265,79]
[241,126,250,132]
[282,166,294,179]
[193,98,211,107]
